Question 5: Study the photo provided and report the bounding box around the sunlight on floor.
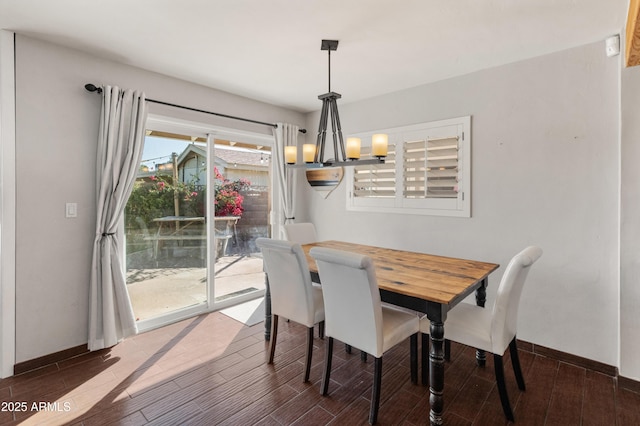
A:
[23,313,254,425]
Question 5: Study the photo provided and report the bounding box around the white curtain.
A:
[272,123,299,238]
[88,86,148,351]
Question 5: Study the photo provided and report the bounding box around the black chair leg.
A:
[318,321,325,339]
[421,333,429,386]
[321,337,334,396]
[509,337,526,390]
[494,354,515,422]
[477,349,487,367]
[370,357,383,425]
[304,326,314,382]
[268,314,278,364]
[410,333,418,384]
[344,344,367,363]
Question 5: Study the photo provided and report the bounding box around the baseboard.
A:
[10,338,640,394]
[619,375,640,393]
[518,339,640,392]
[518,339,618,377]
[13,344,88,375]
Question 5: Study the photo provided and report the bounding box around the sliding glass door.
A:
[125,132,208,327]
[124,118,272,330]
[209,137,270,308]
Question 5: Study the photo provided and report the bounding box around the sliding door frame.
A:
[134,114,276,331]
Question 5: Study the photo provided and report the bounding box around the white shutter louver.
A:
[353,144,396,198]
[403,136,459,199]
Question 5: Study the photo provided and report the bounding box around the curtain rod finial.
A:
[84,83,102,94]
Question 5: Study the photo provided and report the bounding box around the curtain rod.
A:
[84,84,306,134]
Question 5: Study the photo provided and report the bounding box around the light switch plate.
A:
[66,202,77,218]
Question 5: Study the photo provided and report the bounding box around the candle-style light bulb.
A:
[346,137,361,160]
[284,146,297,164]
[303,144,316,163]
[372,134,388,158]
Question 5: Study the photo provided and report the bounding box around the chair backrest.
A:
[256,238,317,327]
[284,223,318,244]
[310,247,385,357]
[491,246,543,353]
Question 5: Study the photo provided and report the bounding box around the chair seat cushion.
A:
[381,305,419,355]
[439,302,493,353]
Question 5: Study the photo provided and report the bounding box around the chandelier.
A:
[286,40,388,168]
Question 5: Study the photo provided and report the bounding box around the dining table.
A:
[294,240,500,426]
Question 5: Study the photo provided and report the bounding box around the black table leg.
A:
[427,303,446,426]
[474,278,487,366]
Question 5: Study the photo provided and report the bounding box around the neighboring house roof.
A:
[137,143,271,181]
[175,143,270,168]
[214,146,270,167]
[176,144,207,165]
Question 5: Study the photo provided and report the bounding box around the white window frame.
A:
[346,116,471,217]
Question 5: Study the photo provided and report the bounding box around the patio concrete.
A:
[127,254,265,321]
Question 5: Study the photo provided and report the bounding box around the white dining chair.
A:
[286,222,366,357]
[310,247,419,425]
[421,246,542,422]
[283,222,318,244]
[256,238,325,383]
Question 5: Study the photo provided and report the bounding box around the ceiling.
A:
[0,0,630,113]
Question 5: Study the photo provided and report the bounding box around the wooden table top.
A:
[302,240,499,305]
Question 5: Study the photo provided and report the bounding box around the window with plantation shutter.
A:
[404,136,459,199]
[353,145,396,199]
[346,116,470,217]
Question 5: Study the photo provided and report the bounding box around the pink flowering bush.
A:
[214,167,251,217]
[126,168,251,231]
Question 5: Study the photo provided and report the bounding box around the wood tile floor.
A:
[1,311,639,425]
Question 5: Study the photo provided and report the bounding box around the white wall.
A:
[621,59,640,381]
[302,41,621,367]
[0,30,17,377]
[11,35,304,363]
